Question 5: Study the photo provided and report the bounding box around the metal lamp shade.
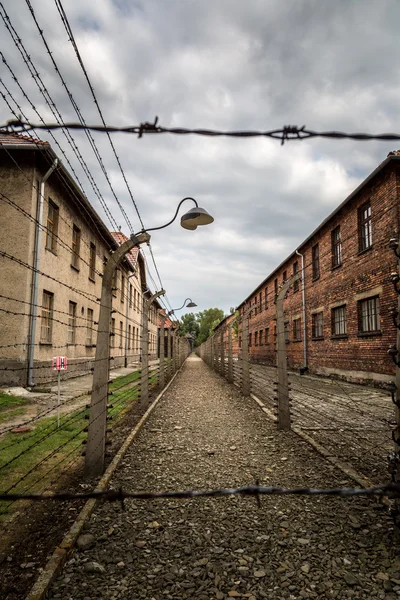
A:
[180,207,214,230]
[186,301,197,308]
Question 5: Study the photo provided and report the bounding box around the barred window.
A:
[358,296,380,333]
[68,301,77,344]
[332,305,347,336]
[255,331,258,346]
[40,291,53,343]
[293,318,301,341]
[293,261,299,292]
[121,275,125,303]
[86,308,94,346]
[312,244,320,280]
[312,312,324,339]
[265,327,269,344]
[359,201,372,251]
[259,329,263,346]
[71,225,80,269]
[46,200,59,252]
[331,226,342,268]
[89,243,96,281]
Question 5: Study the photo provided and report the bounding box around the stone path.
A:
[49,356,397,600]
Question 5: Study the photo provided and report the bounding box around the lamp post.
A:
[85,197,214,477]
[168,298,197,316]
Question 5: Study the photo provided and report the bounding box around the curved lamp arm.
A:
[169,298,195,314]
[143,198,198,233]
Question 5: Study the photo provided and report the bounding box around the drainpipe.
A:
[295,249,307,370]
[27,158,59,386]
[124,273,136,367]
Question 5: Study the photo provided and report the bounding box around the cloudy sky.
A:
[1,0,400,316]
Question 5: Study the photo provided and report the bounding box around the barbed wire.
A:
[3,118,400,145]
[0,482,398,504]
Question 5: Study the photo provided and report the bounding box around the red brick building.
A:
[235,151,400,386]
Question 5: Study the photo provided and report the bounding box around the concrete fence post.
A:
[227,321,234,384]
[159,314,166,389]
[241,310,250,397]
[141,290,165,407]
[220,327,225,377]
[276,274,300,430]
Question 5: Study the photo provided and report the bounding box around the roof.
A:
[0,131,49,146]
[110,232,139,270]
[237,152,400,310]
[0,131,118,251]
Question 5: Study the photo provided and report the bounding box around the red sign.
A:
[52,356,68,371]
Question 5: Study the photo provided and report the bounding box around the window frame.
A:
[67,301,77,345]
[331,305,347,338]
[255,331,258,346]
[248,332,252,347]
[358,201,372,253]
[331,226,342,269]
[312,312,324,340]
[265,327,269,345]
[358,295,380,335]
[259,329,263,346]
[45,199,59,253]
[293,261,299,292]
[71,225,81,270]
[293,317,302,341]
[312,243,320,280]
[89,242,96,282]
[40,290,54,343]
[86,308,94,346]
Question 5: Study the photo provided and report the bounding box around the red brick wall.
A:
[238,161,400,385]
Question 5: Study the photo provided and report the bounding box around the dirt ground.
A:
[44,356,398,600]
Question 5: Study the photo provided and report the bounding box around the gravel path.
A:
[49,356,397,600]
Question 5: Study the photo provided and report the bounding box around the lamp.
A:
[168,298,197,315]
[143,197,214,233]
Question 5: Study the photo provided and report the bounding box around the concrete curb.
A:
[250,393,373,489]
[26,365,184,600]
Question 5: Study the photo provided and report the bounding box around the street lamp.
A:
[85,197,214,477]
[168,298,197,316]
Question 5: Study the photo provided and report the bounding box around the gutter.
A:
[27,158,59,386]
[295,249,307,369]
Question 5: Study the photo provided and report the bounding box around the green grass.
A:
[0,393,27,412]
[0,367,161,522]
[0,407,25,424]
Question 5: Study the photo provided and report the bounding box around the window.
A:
[312,244,320,280]
[359,201,372,252]
[121,275,125,303]
[249,332,252,347]
[40,291,53,343]
[265,327,269,344]
[255,331,258,346]
[71,225,80,269]
[259,292,262,312]
[46,200,59,252]
[119,321,123,348]
[284,321,290,344]
[68,301,77,344]
[254,298,258,316]
[239,336,242,349]
[264,288,268,310]
[259,329,263,346]
[89,243,96,281]
[312,312,324,339]
[128,324,131,350]
[129,284,133,308]
[110,318,115,348]
[293,318,301,341]
[274,278,278,299]
[358,296,380,334]
[293,261,299,292]
[332,305,347,337]
[86,308,94,346]
[283,270,287,283]
[331,226,342,268]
